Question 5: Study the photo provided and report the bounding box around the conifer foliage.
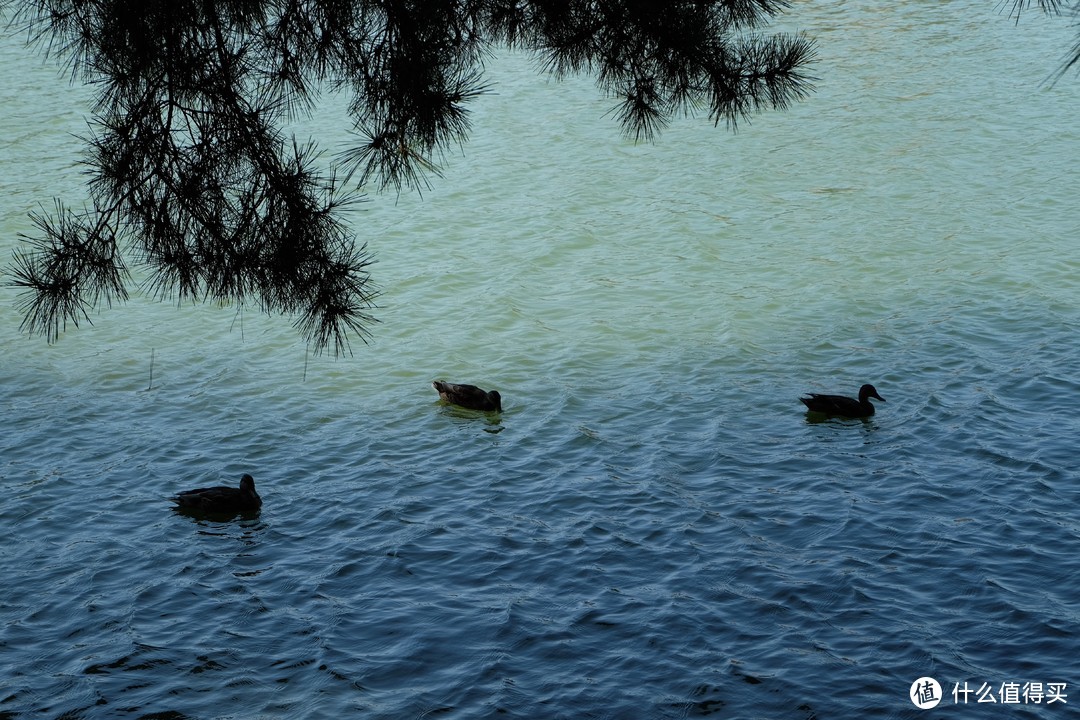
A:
[2,0,815,354]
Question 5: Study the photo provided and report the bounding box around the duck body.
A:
[800,384,885,418]
[171,473,262,513]
[432,380,502,412]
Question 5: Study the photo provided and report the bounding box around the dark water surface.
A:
[2,2,1079,718]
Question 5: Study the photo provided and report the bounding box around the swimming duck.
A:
[800,384,885,418]
[432,380,502,412]
[171,473,262,513]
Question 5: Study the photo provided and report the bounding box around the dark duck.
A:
[171,473,262,514]
[800,384,885,418]
[432,380,502,412]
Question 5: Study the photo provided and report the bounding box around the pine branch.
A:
[2,0,817,353]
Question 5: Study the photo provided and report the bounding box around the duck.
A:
[800,384,885,418]
[171,473,262,513]
[432,380,502,412]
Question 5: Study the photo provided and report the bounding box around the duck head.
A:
[858,384,885,403]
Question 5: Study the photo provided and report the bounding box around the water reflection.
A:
[171,505,262,524]
[802,413,879,428]
[435,404,505,433]
[171,507,267,554]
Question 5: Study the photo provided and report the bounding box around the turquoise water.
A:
[2,2,1079,718]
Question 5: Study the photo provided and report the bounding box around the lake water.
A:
[2,2,1079,718]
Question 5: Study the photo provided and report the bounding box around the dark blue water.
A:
[3,301,1077,718]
